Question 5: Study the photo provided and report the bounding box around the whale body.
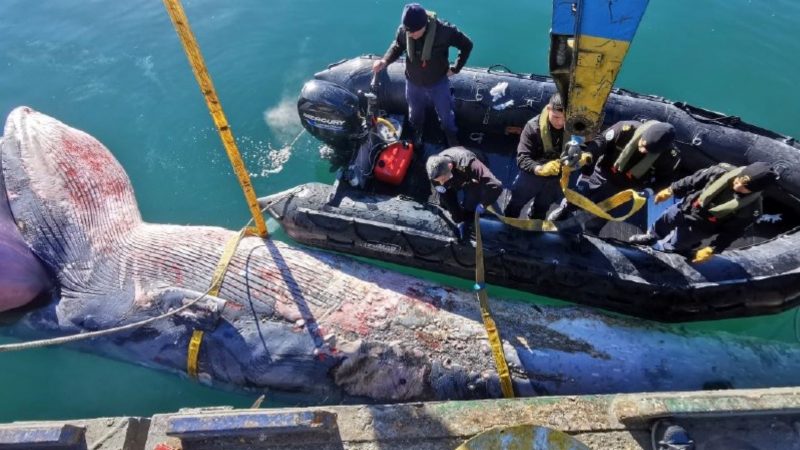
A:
[2,106,800,403]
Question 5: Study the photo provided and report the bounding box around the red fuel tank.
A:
[373,141,413,185]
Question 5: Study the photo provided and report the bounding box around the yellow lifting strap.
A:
[559,166,647,222]
[187,329,204,378]
[486,205,559,232]
[162,0,268,238]
[186,228,253,378]
[209,227,252,297]
[473,214,515,398]
[484,167,645,233]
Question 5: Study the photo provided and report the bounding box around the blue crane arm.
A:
[549,0,650,147]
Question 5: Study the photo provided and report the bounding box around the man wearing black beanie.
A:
[547,119,681,234]
[629,161,779,263]
[372,3,473,148]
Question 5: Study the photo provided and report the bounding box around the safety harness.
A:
[611,120,662,180]
[693,165,761,222]
[537,107,562,159]
[406,12,437,67]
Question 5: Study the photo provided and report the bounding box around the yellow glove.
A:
[578,152,593,168]
[654,187,673,204]
[535,160,562,177]
[692,246,714,264]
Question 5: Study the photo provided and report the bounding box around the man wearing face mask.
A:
[372,3,473,148]
[426,147,502,240]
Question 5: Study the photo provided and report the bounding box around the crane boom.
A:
[550,0,650,142]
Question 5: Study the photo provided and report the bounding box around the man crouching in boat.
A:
[548,120,681,235]
[629,162,778,264]
[503,93,584,220]
[372,3,473,148]
[426,147,502,240]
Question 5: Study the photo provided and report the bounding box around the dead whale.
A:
[2,106,800,402]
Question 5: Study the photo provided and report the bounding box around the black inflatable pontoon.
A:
[265,55,800,322]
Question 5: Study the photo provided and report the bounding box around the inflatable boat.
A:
[263,55,800,322]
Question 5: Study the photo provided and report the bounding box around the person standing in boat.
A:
[503,93,592,220]
[629,161,778,264]
[426,147,502,240]
[372,3,473,148]
[548,120,681,234]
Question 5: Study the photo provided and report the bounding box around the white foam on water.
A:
[319,144,335,160]
[240,134,304,178]
[248,141,292,177]
[135,55,163,90]
[263,98,302,141]
[239,99,308,178]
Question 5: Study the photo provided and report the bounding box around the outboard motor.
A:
[298,78,409,189]
[298,80,364,162]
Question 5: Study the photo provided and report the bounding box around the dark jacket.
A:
[516,114,564,175]
[435,147,502,222]
[383,19,473,86]
[671,164,763,250]
[588,121,680,190]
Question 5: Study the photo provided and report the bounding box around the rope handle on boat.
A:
[487,64,513,74]
[487,64,524,77]
[473,213,515,398]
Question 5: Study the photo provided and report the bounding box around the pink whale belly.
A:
[0,208,50,311]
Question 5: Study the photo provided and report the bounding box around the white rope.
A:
[0,286,214,352]
[0,195,291,353]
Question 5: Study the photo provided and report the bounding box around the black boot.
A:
[546,199,571,222]
[629,231,657,245]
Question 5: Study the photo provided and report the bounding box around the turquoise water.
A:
[1,0,799,422]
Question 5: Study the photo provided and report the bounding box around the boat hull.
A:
[277,56,800,322]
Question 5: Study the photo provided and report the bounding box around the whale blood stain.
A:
[59,134,131,204]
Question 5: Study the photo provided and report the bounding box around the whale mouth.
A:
[0,133,52,312]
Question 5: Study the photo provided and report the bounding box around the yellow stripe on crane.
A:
[566,34,631,136]
[162,0,268,238]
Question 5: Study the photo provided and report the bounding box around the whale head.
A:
[1,106,141,290]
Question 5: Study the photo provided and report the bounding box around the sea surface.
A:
[1,0,799,422]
